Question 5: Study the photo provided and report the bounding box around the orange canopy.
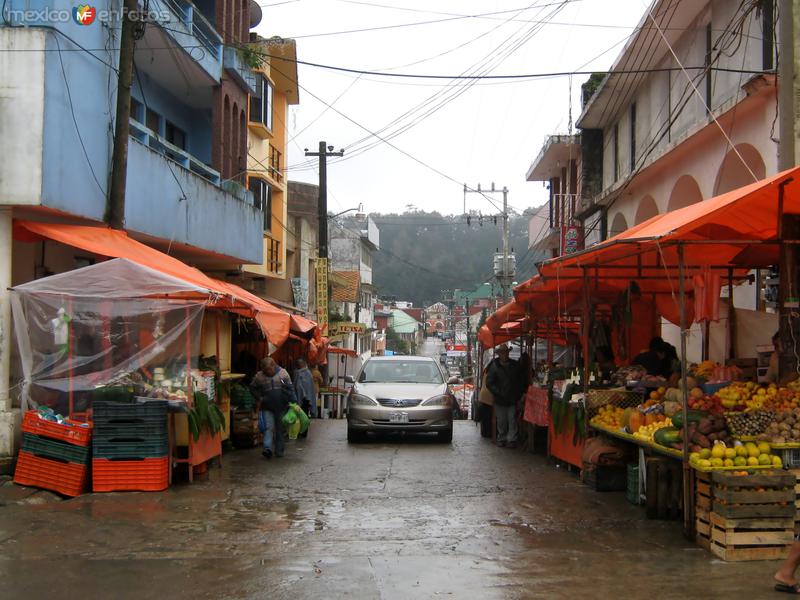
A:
[14,220,291,346]
[327,346,358,358]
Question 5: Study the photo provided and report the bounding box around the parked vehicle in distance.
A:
[346,356,457,443]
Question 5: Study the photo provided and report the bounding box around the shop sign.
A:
[561,225,584,255]
[316,258,328,334]
[330,322,366,335]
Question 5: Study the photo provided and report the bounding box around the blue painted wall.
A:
[2,0,261,262]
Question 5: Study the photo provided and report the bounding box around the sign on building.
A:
[330,322,367,335]
[291,277,309,312]
[560,225,584,255]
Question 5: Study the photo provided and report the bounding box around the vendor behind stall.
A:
[631,337,667,376]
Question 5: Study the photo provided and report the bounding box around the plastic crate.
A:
[92,400,168,424]
[775,447,800,469]
[21,433,90,465]
[92,456,169,492]
[626,463,642,505]
[582,462,627,491]
[93,422,168,440]
[22,411,92,447]
[14,450,89,497]
[702,381,731,395]
[93,437,169,459]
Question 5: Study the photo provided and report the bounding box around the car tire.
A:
[438,426,453,443]
[347,427,366,443]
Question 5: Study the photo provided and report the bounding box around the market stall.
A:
[483,167,800,557]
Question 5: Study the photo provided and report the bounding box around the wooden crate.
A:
[707,512,793,562]
[695,471,712,512]
[695,506,712,550]
[711,471,795,519]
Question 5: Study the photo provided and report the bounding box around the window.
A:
[266,237,281,272]
[248,177,272,232]
[249,75,274,131]
[361,245,371,267]
[629,103,636,172]
[268,144,282,182]
[130,98,143,122]
[165,120,187,151]
[146,108,161,134]
[612,123,619,182]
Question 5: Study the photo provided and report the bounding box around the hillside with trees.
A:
[370,210,544,307]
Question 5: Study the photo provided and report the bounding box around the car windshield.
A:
[359,360,443,384]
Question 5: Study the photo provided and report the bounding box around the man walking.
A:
[486,344,522,448]
[250,357,294,459]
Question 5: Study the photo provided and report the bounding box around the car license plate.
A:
[389,412,409,423]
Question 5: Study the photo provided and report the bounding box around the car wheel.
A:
[438,426,453,443]
[347,427,366,443]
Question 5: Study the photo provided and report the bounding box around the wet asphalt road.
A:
[0,420,781,600]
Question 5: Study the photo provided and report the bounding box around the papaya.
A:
[628,410,644,434]
[672,410,707,429]
[654,427,681,446]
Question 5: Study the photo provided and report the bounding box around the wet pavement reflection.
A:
[0,421,780,599]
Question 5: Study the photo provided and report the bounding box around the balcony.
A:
[140,0,223,82]
[268,145,283,184]
[223,47,258,95]
[126,120,264,263]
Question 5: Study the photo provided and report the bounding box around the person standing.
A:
[294,358,317,418]
[486,345,522,448]
[250,357,293,459]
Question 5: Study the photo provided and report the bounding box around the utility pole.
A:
[465,297,472,382]
[777,1,799,381]
[107,0,142,229]
[464,183,513,302]
[305,141,343,338]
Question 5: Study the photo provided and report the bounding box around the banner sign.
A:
[315,258,328,334]
[560,225,584,255]
[291,277,309,313]
[330,322,366,335]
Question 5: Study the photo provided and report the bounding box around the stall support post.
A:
[678,244,693,538]
[778,185,800,380]
[68,298,74,419]
[581,271,591,394]
[0,207,13,454]
[727,268,736,360]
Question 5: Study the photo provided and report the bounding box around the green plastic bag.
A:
[294,405,310,434]
[286,418,301,440]
[282,407,298,427]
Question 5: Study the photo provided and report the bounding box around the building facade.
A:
[329,216,380,356]
[0,0,265,454]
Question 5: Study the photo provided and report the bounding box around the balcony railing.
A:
[152,0,222,62]
[130,118,221,184]
[223,47,258,95]
[267,237,281,273]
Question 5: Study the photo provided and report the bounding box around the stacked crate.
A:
[92,401,169,492]
[695,470,795,561]
[14,411,92,496]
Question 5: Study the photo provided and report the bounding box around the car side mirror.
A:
[447,376,460,385]
[344,375,355,384]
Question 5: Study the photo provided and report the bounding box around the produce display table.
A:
[590,423,682,460]
[548,402,585,469]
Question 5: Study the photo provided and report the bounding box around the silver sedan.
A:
[346,356,457,443]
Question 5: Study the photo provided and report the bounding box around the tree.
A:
[385,328,410,355]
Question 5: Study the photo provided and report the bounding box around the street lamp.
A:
[329,204,365,221]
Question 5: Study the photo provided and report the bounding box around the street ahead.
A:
[0,421,776,599]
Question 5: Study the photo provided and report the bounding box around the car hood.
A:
[353,382,447,400]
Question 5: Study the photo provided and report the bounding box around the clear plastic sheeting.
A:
[11,259,208,414]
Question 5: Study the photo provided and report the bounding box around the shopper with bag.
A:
[486,344,523,448]
[250,357,296,459]
[476,365,495,438]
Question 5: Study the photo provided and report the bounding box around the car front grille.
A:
[376,398,422,408]
[371,418,428,426]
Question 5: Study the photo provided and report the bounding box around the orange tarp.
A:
[14,220,292,346]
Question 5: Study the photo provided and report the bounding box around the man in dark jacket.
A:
[250,357,294,459]
[486,345,522,448]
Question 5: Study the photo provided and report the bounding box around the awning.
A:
[330,270,360,302]
[327,346,358,358]
[290,314,318,335]
[13,220,291,346]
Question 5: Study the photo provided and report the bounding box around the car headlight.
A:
[349,393,377,406]
[422,394,451,407]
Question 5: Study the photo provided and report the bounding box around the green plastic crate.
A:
[21,433,91,465]
[626,463,641,505]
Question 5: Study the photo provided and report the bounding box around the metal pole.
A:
[678,244,692,538]
[502,187,510,303]
[317,140,328,259]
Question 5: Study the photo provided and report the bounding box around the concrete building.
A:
[329,216,380,356]
[525,0,788,363]
[241,36,300,303]
[0,0,262,454]
[388,309,423,354]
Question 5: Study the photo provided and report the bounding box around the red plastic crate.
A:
[13,450,88,497]
[22,411,92,447]
[92,456,169,492]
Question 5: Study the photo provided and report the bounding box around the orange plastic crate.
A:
[13,450,88,497]
[22,411,92,447]
[92,456,169,492]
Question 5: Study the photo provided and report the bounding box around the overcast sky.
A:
[255,0,645,215]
